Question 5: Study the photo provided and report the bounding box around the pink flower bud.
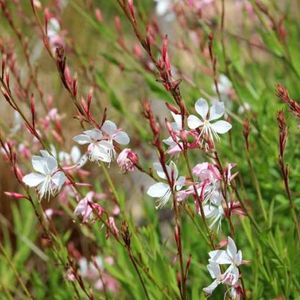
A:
[95,8,103,22]
[117,148,138,172]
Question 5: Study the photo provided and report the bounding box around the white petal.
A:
[101,120,117,136]
[153,162,167,180]
[23,173,45,187]
[32,156,47,174]
[113,131,130,145]
[147,182,170,198]
[51,171,66,189]
[209,250,231,264]
[209,102,225,121]
[187,115,203,129]
[73,134,92,145]
[170,112,183,130]
[207,262,221,279]
[227,237,237,259]
[195,98,209,119]
[45,156,58,174]
[169,161,178,180]
[71,146,81,163]
[85,129,103,141]
[203,279,219,295]
[210,120,232,134]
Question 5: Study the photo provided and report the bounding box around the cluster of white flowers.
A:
[23,120,130,201]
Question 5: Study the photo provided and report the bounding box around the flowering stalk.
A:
[277,111,300,242]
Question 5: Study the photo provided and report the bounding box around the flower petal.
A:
[71,146,81,163]
[101,120,117,136]
[227,236,237,259]
[147,182,170,198]
[113,131,130,145]
[51,171,66,189]
[84,129,103,141]
[209,102,225,121]
[203,279,219,295]
[208,250,231,264]
[195,98,209,119]
[22,173,45,187]
[187,115,203,129]
[207,262,221,279]
[210,120,232,134]
[73,134,92,145]
[170,112,183,130]
[32,156,47,174]
[153,162,167,180]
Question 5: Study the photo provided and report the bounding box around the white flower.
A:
[214,74,232,96]
[203,191,224,231]
[203,262,240,295]
[73,120,130,164]
[22,150,66,199]
[209,236,242,267]
[154,0,172,16]
[47,18,60,40]
[187,98,232,141]
[147,161,185,209]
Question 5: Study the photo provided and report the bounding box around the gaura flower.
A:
[187,98,232,142]
[203,262,240,295]
[74,192,104,223]
[147,161,185,209]
[73,120,130,164]
[22,150,66,199]
[117,148,138,172]
[208,236,243,267]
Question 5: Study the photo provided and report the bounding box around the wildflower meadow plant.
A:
[0,0,300,299]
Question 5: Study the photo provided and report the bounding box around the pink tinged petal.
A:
[195,98,209,119]
[187,115,203,129]
[203,279,219,295]
[22,173,45,187]
[209,250,232,264]
[210,120,232,134]
[147,182,170,198]
[51,171,66,189]
[113,131,130,145]
[101,120,117,136]
[73,134,92,145]
[209,102,225,121]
